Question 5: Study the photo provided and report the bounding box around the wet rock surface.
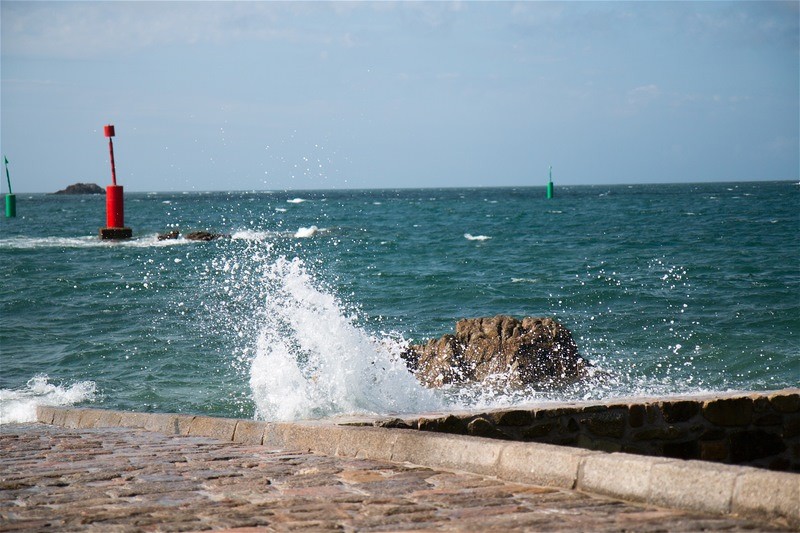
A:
[0,423,783,532]
[402,315,589,388]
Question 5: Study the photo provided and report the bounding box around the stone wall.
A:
[380,389,800,472]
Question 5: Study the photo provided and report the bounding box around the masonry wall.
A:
[389,389,800,472]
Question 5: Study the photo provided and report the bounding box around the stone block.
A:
[628,404,646,428]
[418,414,467,434]
[391,431,503,477]
[77,409,106,428]
[661,439,699,460]
[467,417,511,439]
[564,417,580,432]
[592,439,623,453]
[499,441,591,489]
[649,460,739,514]
[118,412,152,429]
[753,412,782,426]
[784,414,800,438]
[732,468,800,527]
[521,422,554,439]
[277,423,343,455]
[728,429,786,463]
[578,452,658,503]
[144,413,194,435]
[187,416,237,441]
[703,397,753,426]
[769,392,800,413]
[94,409,123,428]
[51,408,69,426]
[632,426,686,441]
[36,406,57,424]
[63,409,83,428]
[336,427,397,461]
[660,400,700,423]
[494,409,533,427]
[700,440,729,462]
[581,409,627,438]
[232,420,266,445]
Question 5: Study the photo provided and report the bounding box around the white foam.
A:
[0,235,189,250]
[464,233,491,241]
[0,375,96,424]
[231,229,280,241]
[287,198,307,204]
[294,226,319,238]
[248,256,440,421]
[275,207,288,213]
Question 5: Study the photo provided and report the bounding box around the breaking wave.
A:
[0,375,97,424]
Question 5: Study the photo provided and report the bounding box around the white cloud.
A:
[1,2,331,59]
[627,84,660,106]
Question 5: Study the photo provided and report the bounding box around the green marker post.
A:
[4,156,15,218]
[546,165,554,199]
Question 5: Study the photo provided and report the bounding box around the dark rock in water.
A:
[54,183,104,195]
[157,230,180,241]
[184,231,230,241]
[401,315,589,388]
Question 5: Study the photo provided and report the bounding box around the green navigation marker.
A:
[546,165,554,199]
[4,156,15,218]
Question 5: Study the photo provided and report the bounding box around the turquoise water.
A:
[1,182,798,423]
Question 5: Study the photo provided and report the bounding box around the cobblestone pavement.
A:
[0,423,788,532]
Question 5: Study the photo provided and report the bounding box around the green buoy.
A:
[4,156,15,218]
[546,165,554,199]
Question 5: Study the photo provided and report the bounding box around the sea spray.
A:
[248,256,440,420]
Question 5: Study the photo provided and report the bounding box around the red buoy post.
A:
[99,124,132,240]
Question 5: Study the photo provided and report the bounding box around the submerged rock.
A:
[157,230,180,241]
[401,315,589,388]
[185,231,230,241]
[157,230,231,241]
[54,183,104,195]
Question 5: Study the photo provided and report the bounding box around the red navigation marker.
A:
[99,124,132,240]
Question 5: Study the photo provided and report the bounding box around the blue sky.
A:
[2,1,798,193]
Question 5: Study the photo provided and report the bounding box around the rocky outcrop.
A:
[54,183,104,194]
[401,315,589,388]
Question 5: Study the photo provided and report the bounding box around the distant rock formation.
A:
[401,315,589,388]
[157,230,230,241]
[54,183,104,195]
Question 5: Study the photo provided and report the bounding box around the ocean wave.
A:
[287,198,307,204]
[464,233,491,241]
[0,375,96,424]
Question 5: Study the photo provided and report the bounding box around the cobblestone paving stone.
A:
[0,423,789,532]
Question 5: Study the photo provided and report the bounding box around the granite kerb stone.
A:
[34,405,800,527]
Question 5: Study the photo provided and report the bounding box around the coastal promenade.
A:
[2,397,798,531]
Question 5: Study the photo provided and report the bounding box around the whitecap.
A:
[464,233,491,241]
[231,230,279,241]
[0,375,96,424]
[287,198,307,204]
[294,226,319,238]
[275,207,288,213]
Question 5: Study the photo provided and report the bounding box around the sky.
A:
[1,1,798,193]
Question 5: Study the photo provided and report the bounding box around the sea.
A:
[1,181,798,425]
